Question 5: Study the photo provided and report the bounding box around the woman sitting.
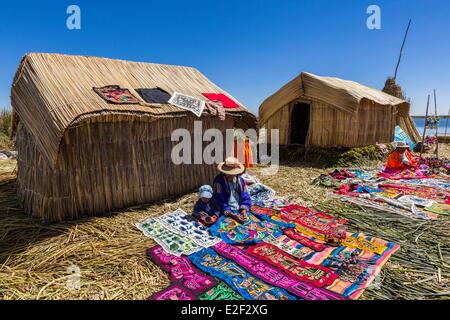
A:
[385,141,418,173]
[213,157,252,223]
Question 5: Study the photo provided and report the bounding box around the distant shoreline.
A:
[411,115,450,118]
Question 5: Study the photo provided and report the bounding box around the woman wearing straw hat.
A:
[213,157,252,223]
[384,141,418,173]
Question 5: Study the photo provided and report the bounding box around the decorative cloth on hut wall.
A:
[246,242,339,288]
[136,218,202,256]
[169,92,205,117]
[156,209,221,248]
[264,234,314,259]
[205,101,226,120]
[202,93,239,109]
[283,228,326,252]
[147,245,217,295]
[188,248,296,300]
[136,87,171,104]
[93,85,140,104]
[198,282,244,300]
[149,284,196,300]
[212,242,345,300]
[209,213,282,245]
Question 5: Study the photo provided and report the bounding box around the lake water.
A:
[413,117,449,136]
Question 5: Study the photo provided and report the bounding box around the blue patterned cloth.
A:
[188,248,296,300]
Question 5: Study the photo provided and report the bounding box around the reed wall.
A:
[16,114,245,222]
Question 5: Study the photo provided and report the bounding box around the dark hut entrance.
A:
[289,102,310,144]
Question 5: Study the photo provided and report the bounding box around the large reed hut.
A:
[259,72,420,147]
[11,53,256,222]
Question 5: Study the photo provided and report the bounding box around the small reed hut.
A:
[259,72,419,147]
[11,53,255,222]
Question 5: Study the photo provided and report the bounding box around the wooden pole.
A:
[433,90,439,159]
[444,107,450,137]
[394,19,412,81]
[420,94,430,159]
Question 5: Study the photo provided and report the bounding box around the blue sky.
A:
[0,0,449,115]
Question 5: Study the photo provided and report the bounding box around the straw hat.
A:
[395,141,409,149]
[217,157,245,175]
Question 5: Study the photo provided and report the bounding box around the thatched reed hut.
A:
[11,53,256,222]
[259,72,420,147]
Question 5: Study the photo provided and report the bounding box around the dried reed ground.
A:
[0,146,449,300]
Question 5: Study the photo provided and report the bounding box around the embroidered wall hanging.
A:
[93,85,140,104]
[169,92,205,117]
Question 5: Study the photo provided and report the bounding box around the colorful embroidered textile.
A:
[247,183,276,207]
[284,228,326,252]
[424,203,450,215]
[279,205,348,242]
[169,92,205,117]
[136,218,202,256]
[202,93,239,109]
[156,209,221,248]
[246,243,339,288]
[250,205,278,216]
[149,284,196,300]
[198,282,244,300]
[209,213,282,245]
[189,248,296,300]
[265,235,314,259]
[212,242,345,300]
[136,87,171,104]
[93,85,140,104]
[341,233,388,255]
[147,245,217,295]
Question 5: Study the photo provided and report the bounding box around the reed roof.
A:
[259,72,410,125]
[11,53,253,167]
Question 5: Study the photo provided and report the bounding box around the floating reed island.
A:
[11,53,256,222]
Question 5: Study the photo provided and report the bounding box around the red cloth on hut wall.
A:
[234,139,254,169]
[202,93,239,109]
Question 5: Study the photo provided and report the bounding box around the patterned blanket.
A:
[188,248,296,300]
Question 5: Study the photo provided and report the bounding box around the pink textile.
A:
[212,242,345,300]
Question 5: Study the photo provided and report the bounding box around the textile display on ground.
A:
[139,179,400,300]
[315,166,450,219]
[136,209,220,256]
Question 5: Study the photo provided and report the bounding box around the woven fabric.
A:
[213,242,345,300]
[198,282,244,300]
[149,284,196,300]
[156,209,221,247]
[209,213,282,245]
[136,218,202,256]
[246,242,339,288]
[265,234,314,259]
[147,245,217,295]
[283,228,326,252]
[93,85,140,104]
[188,248,296,300]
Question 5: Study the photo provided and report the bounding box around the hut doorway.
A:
[289,102,310,144]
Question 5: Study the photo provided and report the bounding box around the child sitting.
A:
[193,185,220,227]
